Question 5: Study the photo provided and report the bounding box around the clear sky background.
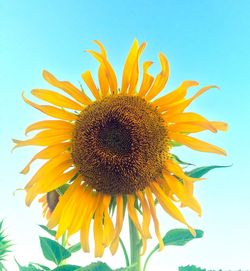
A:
[0,1,249,270]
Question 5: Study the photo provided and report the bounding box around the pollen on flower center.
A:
[71,95,169,194]
[98,118,132,155]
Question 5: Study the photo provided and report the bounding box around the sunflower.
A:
[14,40,227,257]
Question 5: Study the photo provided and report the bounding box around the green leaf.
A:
[160,229,203,248]
[0,220,12,270]
[52,265,82,271]
[186,165,231,178]
[0,262,7,271]
[32,263,51,270]
[179,265,206,271]
[171,154,195,166]
[15,260,45,271]
[114,266,136,271]
[39,237,71,265]
[17,266,41,271]
[39,225,56,237]
[81,262,112,271]
[143,229,203,271]
[68,242,81,253]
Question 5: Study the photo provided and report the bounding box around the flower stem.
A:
[129,217,141,271]
[119,237,130,267]
[61,233,67,247]
[143,247,157,271]
[59,233,67,266]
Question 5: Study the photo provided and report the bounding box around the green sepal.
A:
[55,173,78,196]
[39,237,71,265]
[56,184,70,196]
[108,196,116,217]
[39,225,56,237]
[169,141,183,147]
[171,154,195,166]
[186,165,231,178]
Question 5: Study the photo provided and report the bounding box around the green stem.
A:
[143,247,157,271]
[61,233,67,247]
[129,217,141,271]
[119,238,130,267]
[59,233,67,266]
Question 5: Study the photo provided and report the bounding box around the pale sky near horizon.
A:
[0,1,250,270]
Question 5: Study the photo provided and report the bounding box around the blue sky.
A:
[0,1,250,270]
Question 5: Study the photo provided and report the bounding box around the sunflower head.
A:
[14,39,227,257]
[72,94,169,194]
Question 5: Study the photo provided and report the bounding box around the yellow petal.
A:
[121,39,139,94]
[13,129,72,149]
[56,187,81,239]
[138,61,154,97]
[25,160,73,206]
[31,89,84,111]
[127,194,147,256]
[169,132,227,156]
[80,192,100,252]
[168,122,217,133]
[145,53,170,101]
[93,40,107,58]
[162,172,202,215]
[25,153,71,190]
[67,185,88,237]
[166,112,216,125]
[25,120,73,135]
[94,194,105,257]
[22,92,78,121]
[145,187,164,251]
[165,85,219,115]
[82,71,101,100]
[210,121,228,131]
[152,81,199,107]
[127,195,143,236]
[21,142,71,174]
[86,50,118,94]
[165,159,202,183]
[13,134,70,149]
[103,195,115,246]
[136,191,151,238]
[110,195,124,255]
[31,167,76,196]
[165,112,218,133]
[98,64,109,97]
[47,176,81,229]
[128,42,147,95]
[150,182,195,236]
[42,70,92,105]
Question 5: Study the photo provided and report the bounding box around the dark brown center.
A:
[71,95,169,194]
